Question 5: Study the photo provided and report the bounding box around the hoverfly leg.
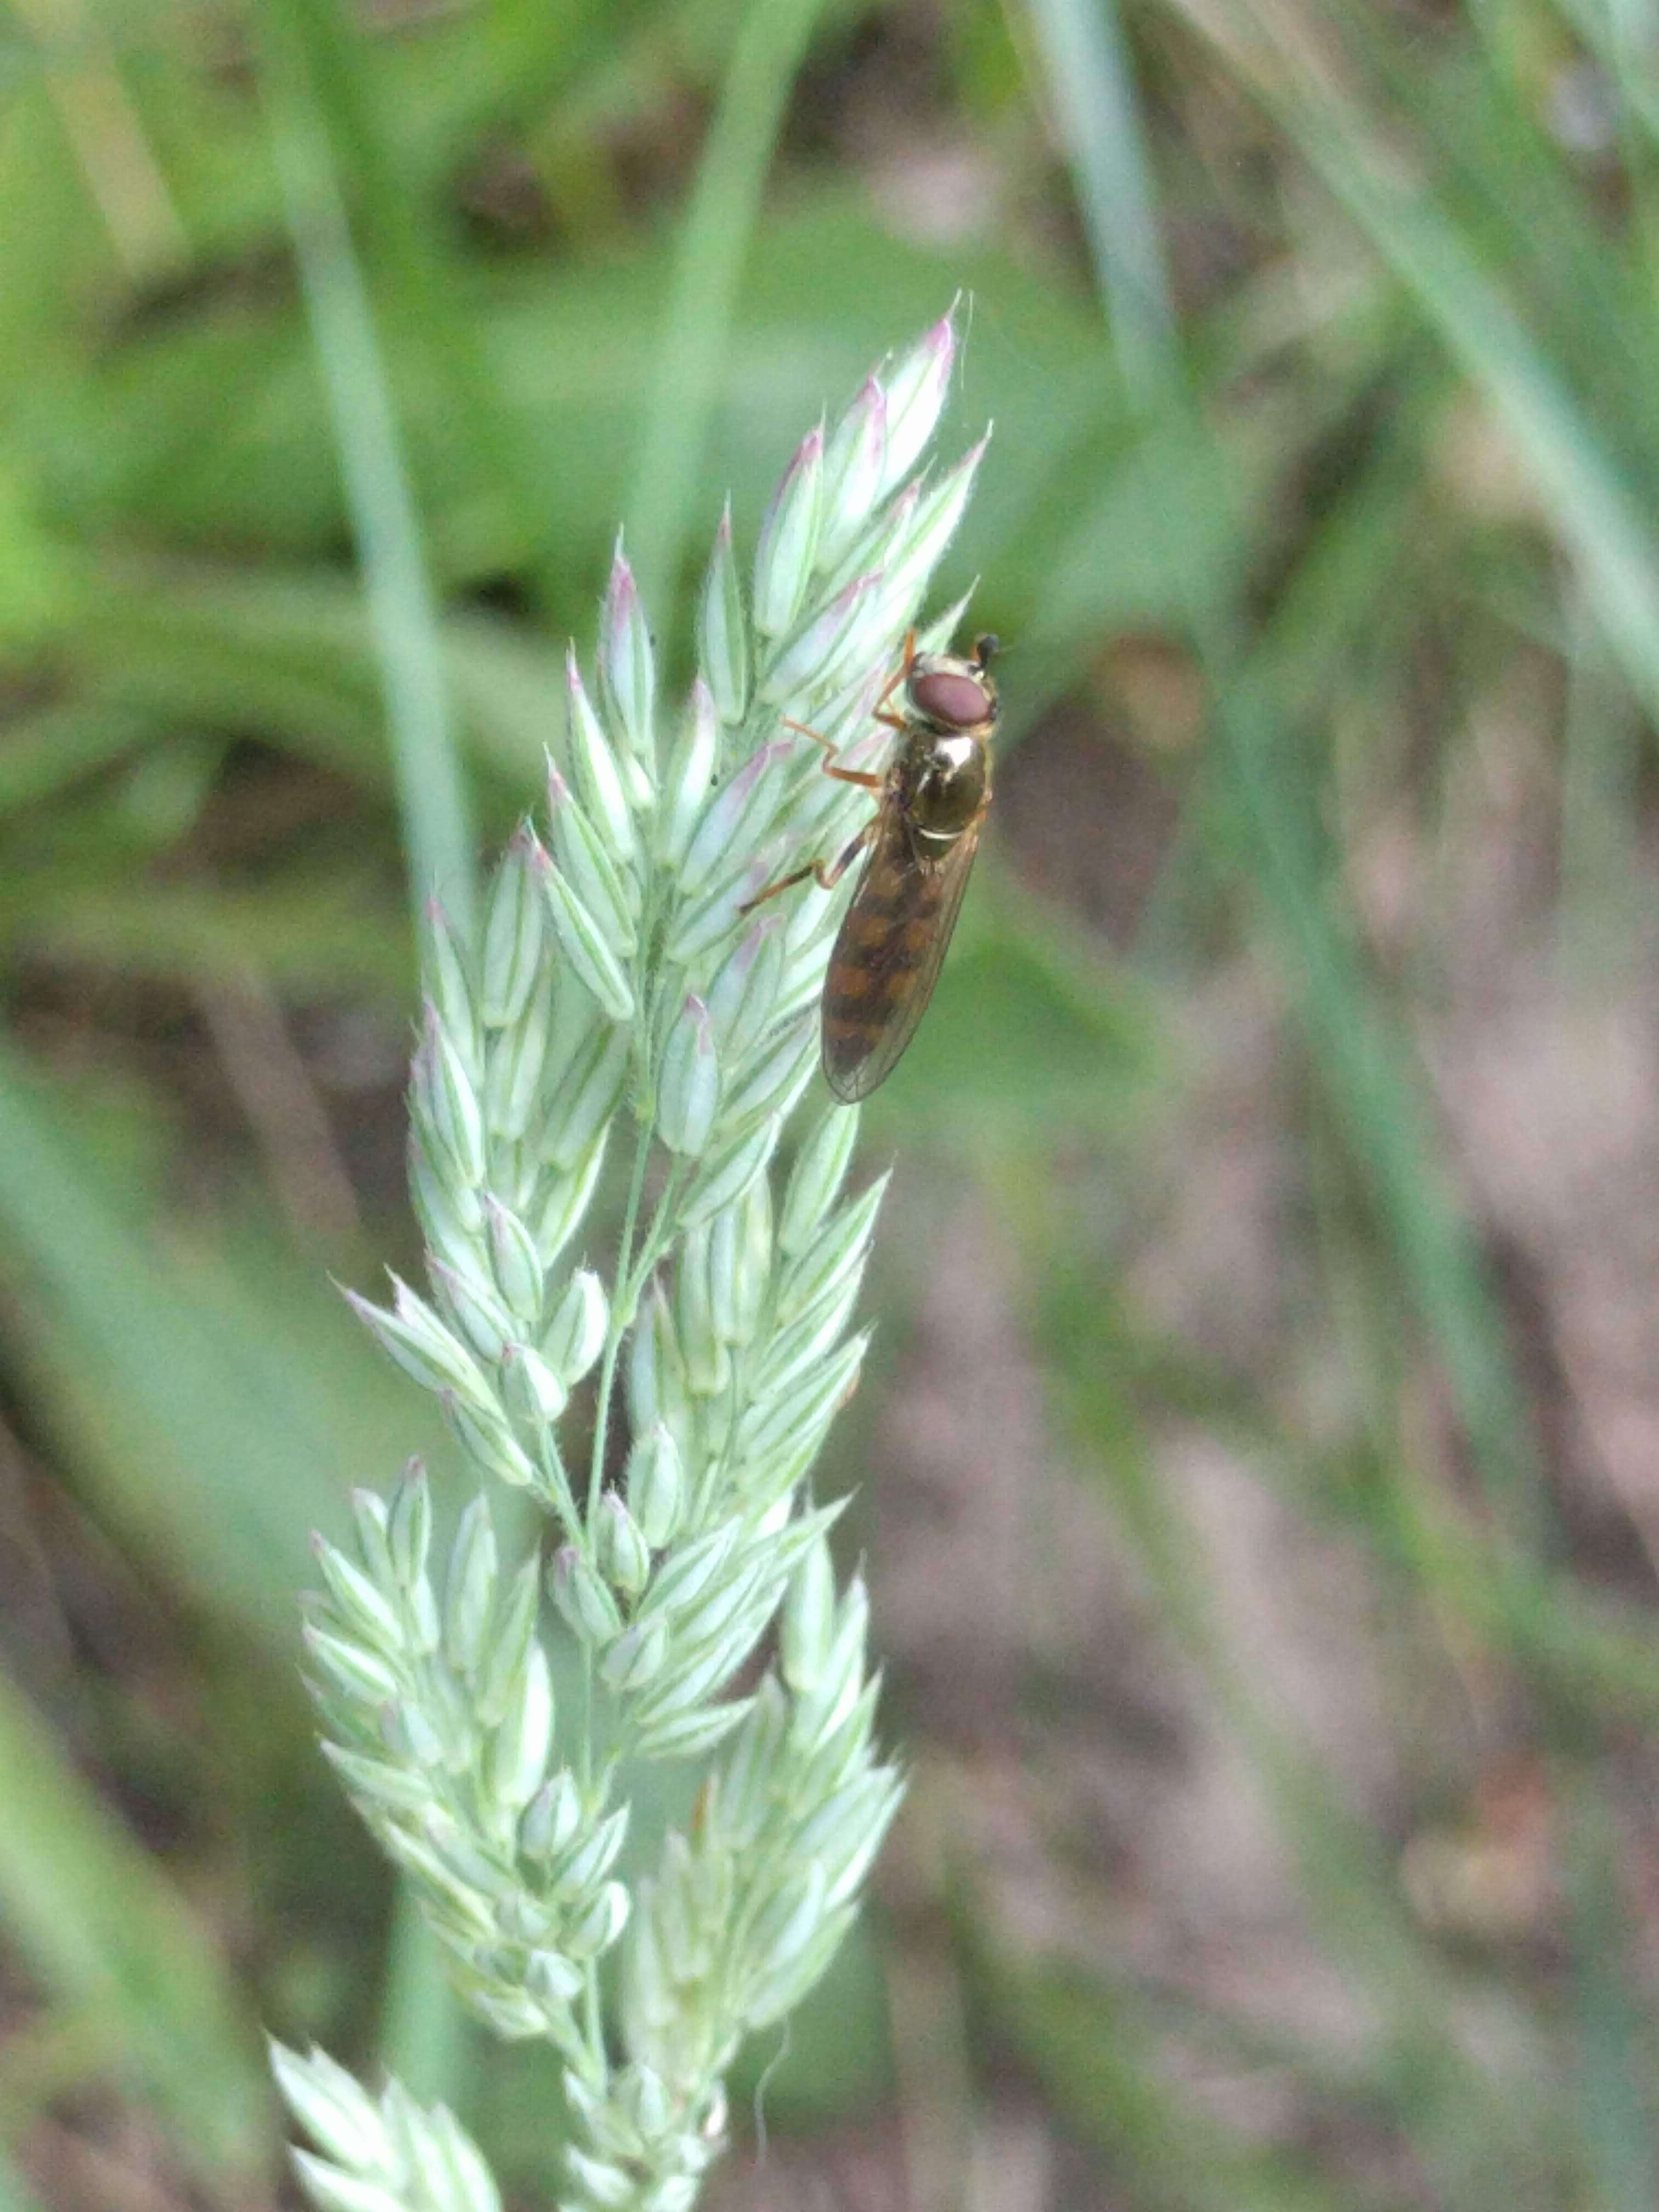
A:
[782,717,883,792]
[871,630,916,719]
[737,819,876,915]
[822,819,877,885]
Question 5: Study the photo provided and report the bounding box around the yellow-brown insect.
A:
[741,631,1000,1101]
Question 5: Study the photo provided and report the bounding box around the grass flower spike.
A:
[274,312,988,2212]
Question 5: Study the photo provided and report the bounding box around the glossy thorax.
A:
[893,643,1000,857]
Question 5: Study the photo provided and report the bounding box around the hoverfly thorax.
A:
[900,731,988,850]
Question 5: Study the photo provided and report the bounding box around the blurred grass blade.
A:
[0,1669,269,2183]
[1559,0,1659,146]
[72,564,563,797]
[3,0,186,285]
[0,1052,472,2110]
[1022,1224,1566,2208]
[0,706,154,814]
[377,1885,469,2101]
[0,1048,434,1650]
[623,0,829,614]
[1307,123,1659,730]
[0,2149,46,2212]
[1024,0,1177,405]
[963,1929,1365,2212]
[1562,1769,1657,2211]
[1211,660,1544,1538]
[1034,24,1546,1539]
[1206,401,1543,1539]
[264,0,640,619]
[260,15,477,941]
[1559,595,1642,985]
[1165,2,1659,731]
[1251,1725,1566,2210]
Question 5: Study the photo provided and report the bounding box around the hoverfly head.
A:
[906,650,998,735]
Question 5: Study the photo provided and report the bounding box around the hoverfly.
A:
[741,630,1000,1101]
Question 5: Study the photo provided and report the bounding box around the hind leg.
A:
[737,820,876,915]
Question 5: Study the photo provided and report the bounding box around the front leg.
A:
[872,630,917,718]
[783,718,884,792]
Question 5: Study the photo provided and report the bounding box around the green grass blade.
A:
[1559,597,1643,986]
[0,1669,269,2183]
[622,0,830,617]
[0,706,154,813]
[378,1887,469,2102]
[259,16,477,941]
[0,1056,473,2115]
[1020,1220,1566,2209]
[1026,26,1547,1540]
[264,0,652,620]
[1167,4,1659,731]
[71,564,561,799]
[1210,657,1545,1538]
[1024,0,1177,405]
[964,1931,1394,2212]
[1562,1770,1658,2211]
[0,2148,47,2212]
[1311,137,1659,728]
[0,1048,439,1649]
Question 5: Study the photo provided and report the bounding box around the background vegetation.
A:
[4,0,1659,2203]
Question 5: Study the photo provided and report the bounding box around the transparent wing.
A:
[820,812,983,1102]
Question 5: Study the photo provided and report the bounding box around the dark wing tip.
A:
[821,1037,881,1103]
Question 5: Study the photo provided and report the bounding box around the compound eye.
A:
[910,669,990,729]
